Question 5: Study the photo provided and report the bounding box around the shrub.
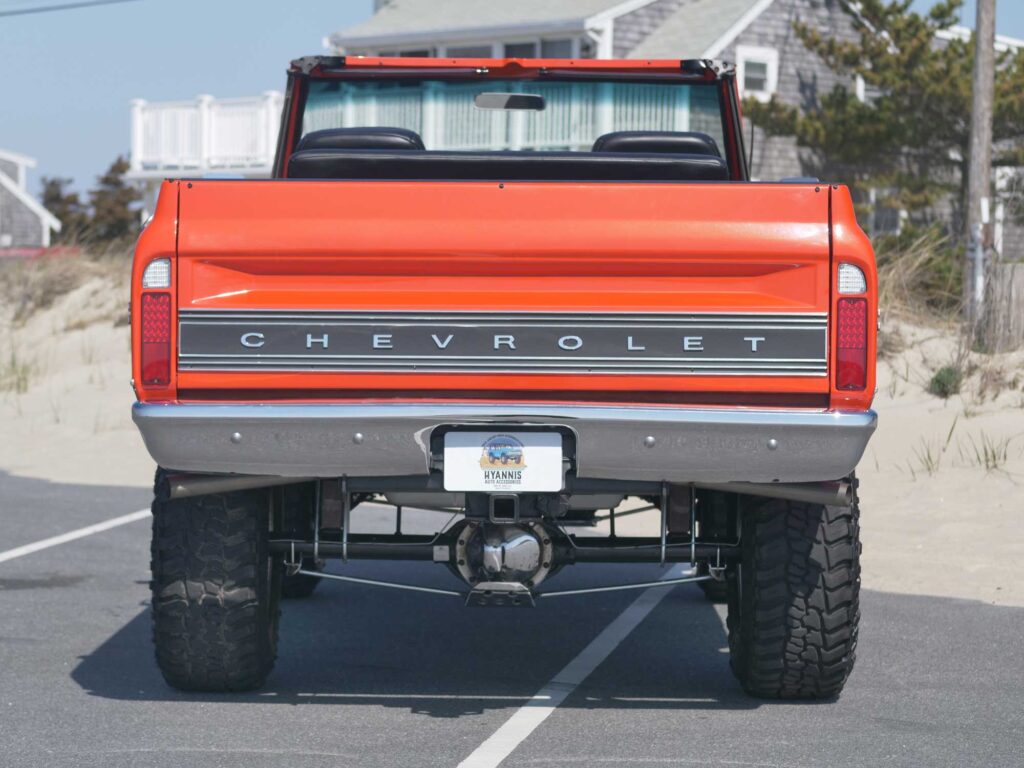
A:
[0,347,33,393]
[875,225,962,318]
[928,365,963,399]
[0,242,132,325]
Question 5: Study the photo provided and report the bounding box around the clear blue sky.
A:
[0,0,373,194]
[911,0,1024,38]
[0,0,1021,198]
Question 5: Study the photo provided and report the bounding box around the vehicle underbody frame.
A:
[268,487,729,604]
[159,471,849,583]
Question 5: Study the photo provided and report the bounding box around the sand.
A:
[0,275,154,489]
[2,278,1022,605]
[859,321,1024,606]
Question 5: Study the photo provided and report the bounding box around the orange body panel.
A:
[131,161,875,411]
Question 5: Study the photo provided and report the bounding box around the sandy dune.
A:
[0,275,153,489]
[860,322,1024,606]
[2,278,1022,605]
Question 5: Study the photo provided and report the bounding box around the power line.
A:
[0,0,144,18]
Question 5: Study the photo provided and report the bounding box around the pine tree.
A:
[88,156,142,242]
[743,0,1024,226]
[39,177,90,242]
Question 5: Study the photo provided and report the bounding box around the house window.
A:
[504,42,537,58]
[378,49,433,57]
[736,45,779,102]
[446,44,495,57]
[868,188,905,236]
[745,61,768,92]
[540,39,574,58]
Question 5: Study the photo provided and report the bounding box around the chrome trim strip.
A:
[178,309,829,377]
[133,402,876,484]
[183,322,827,331]
[178,364,827,375]
[180,310,829,321]
[180,354,827,363]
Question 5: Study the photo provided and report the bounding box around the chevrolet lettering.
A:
[131,55,877,700]
[177,310,829,375]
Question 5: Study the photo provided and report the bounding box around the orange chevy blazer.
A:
[131,56,876,699]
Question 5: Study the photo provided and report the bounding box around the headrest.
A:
[297,127,425,151]
[592,131,721,157]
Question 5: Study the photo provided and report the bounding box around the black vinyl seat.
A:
[296,127,425,151]
[287,149,728,182]
[592,131,722,157]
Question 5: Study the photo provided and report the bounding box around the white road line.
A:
[293,693,542,701]
[456,566,685,768]
[0,509,151,564]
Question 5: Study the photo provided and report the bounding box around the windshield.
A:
[300,78,726,154]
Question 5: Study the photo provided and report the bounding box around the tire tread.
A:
[727,492,861,699]
[150,472,279,692]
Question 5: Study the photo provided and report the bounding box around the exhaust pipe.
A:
[165,473,314,500]
[694,480,853,507]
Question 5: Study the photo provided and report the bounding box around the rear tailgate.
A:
[172,180,832,403]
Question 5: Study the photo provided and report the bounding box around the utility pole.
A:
[965,0,996,329]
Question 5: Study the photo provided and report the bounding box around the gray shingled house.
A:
[0,149,61,249]
[327,0,865,183]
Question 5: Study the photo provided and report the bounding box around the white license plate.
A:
[443,431,564,492]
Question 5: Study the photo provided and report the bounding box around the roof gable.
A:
[628,0,772,59]
[0,172,61,234]
[0,148,37,171]
[330,0,655,49]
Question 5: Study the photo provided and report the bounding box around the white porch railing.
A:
[129,92,284,178]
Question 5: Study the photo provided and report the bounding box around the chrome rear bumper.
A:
[132,402,876,484]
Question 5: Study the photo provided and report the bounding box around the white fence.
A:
[128,92,284,178]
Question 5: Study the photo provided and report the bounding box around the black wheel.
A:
[698,578,729,603]
[150,472,281,692]
[726,494,860,699]
[278,482,322,599]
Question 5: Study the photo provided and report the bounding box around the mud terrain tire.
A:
[727,496,860,699]
[150,481,281,692]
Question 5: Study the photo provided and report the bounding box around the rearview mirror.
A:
[474,92,546,111]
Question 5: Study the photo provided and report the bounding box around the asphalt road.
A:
[1,470,1022,768]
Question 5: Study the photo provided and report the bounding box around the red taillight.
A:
[141,292,171,386]
[836,297,867,390]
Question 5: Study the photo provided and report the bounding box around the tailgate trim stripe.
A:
[178,309,829,377]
